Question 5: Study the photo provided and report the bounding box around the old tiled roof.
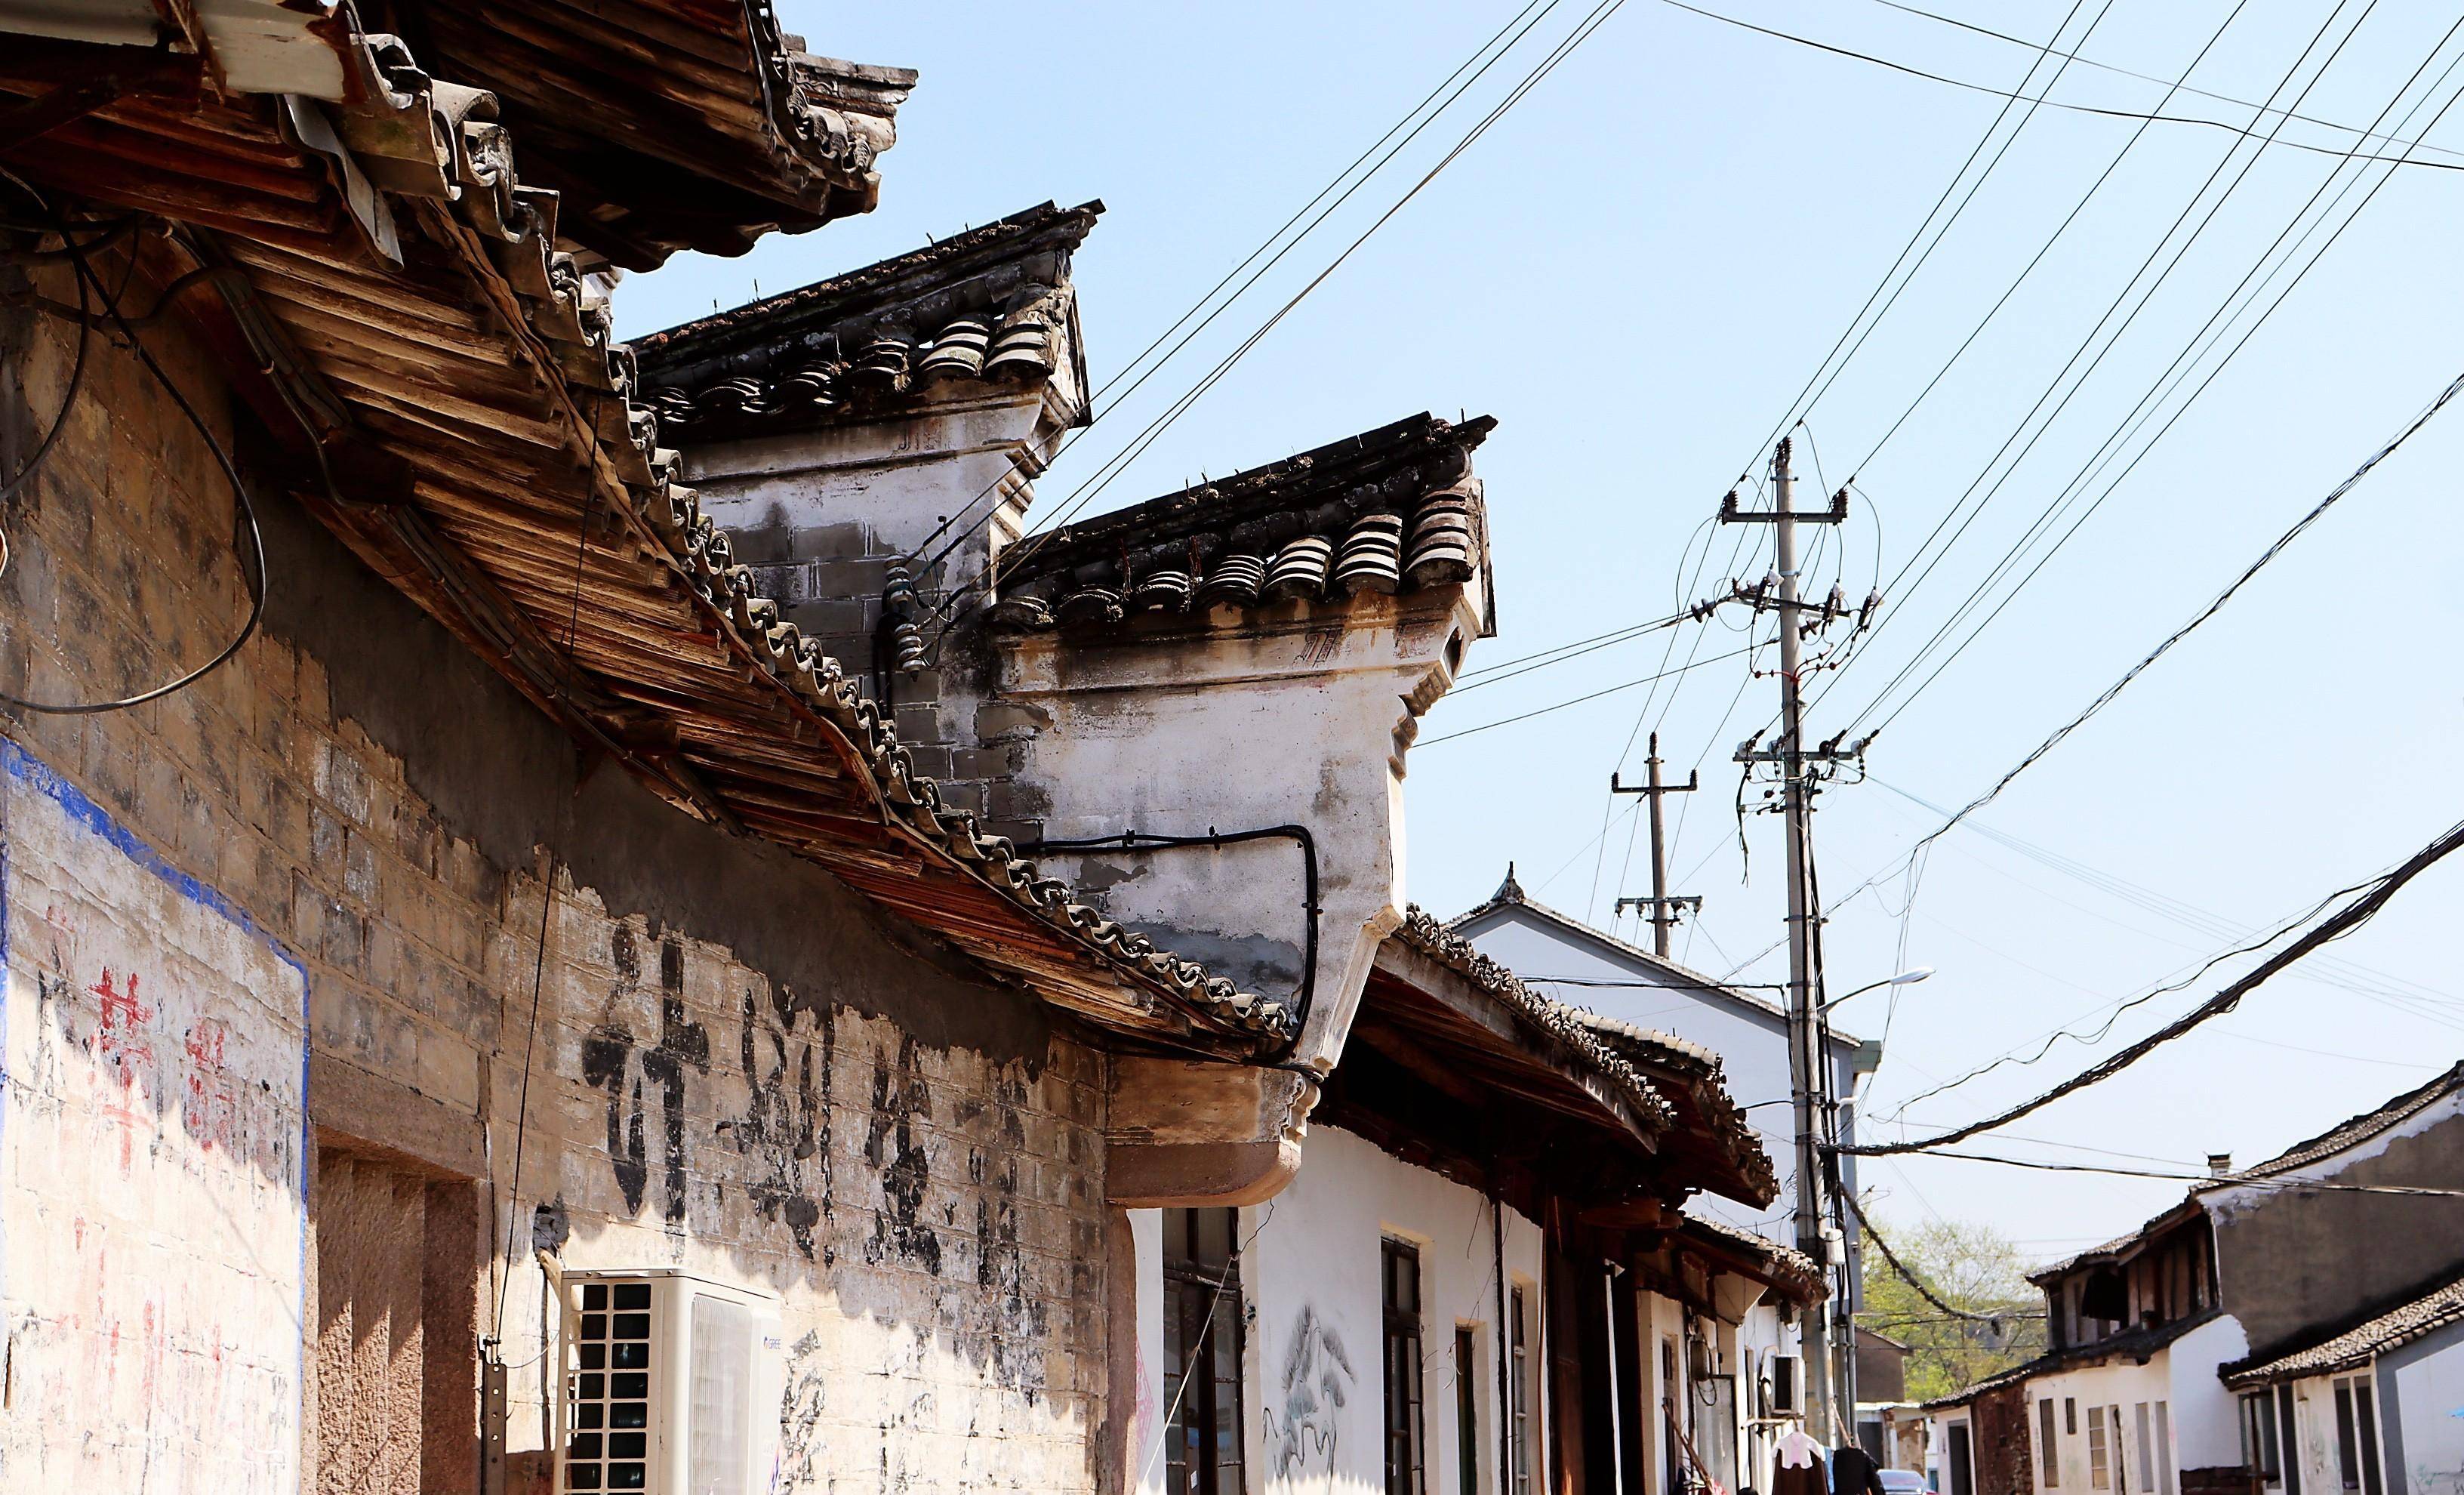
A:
[986,414,1495,632]
[1922,1308,2227,1410]
[2239,1061,2464,1177]
[636,201,1100,442]
[408,2,916,267]
[1388,907,1675,1136]
[2034,1066,2464,1285]
[0,25,1282,1053]
[1578,1012,1777,1208]
[2223,1265,2464,1386]
[1677,1215,1825,1305]
[2028,1199,2204,1284]
[1576,1011,1724,1070]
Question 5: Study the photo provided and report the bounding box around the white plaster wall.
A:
[682,395,1044,563]
[1006,596,1481,1071]
[2020,1359,2198,1495]
[1461,911,1856,1239]
[1128,1124,1547,1495]
[0,746,309,1492]
[2168,1316,2253,1472]
[2389,1339,2464,1495]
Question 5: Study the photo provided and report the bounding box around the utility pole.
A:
[1611,733,1699,957]
[1721,436,1865,1445]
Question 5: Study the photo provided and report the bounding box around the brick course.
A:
[0,258,1116,1493]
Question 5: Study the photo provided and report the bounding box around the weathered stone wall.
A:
[0,255,1115,1493]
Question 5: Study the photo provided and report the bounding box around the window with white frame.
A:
[2241,1392,2279,1483]
[1510,1285,1533,1495]
[2089,1405,2110,1490]
[558,1271,780,1495]
[2039,1398,2060,1487]
[2136,1403,2156,1494]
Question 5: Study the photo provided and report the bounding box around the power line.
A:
[1886,1148,2464,1198]
[1837,812,2464,1157]
[1418,641,1760,746]
[1711,0,2102,487]
[900,0,1572,575]
[1838,15,2464,737]
[1868,0,2464,163]
[929,0,1635,647]
[1825,0,2372,719]
[1668,0,2464,172]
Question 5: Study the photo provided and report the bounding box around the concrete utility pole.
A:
[1611,734,1699,957]
[1720,436,1860,1445]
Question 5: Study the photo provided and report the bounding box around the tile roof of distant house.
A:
[1452,863,1862,1046]
[2035,1064,2464,1284]
[2240,1060,2464,1177]
[1676,1215,1824,1305]
[2224,1265,2464,1386]
[636,201,1101,442]
[1918,1308,2228,1410]
[1381,910,1779,1209]
[986,414,1495,633]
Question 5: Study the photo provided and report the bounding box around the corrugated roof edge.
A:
[633,199,1101,370]
[1675,1214,1824,1304]
[1389,907,1676,1135]
[322,35,1283,1047]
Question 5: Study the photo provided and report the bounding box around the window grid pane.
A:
[567,1281,654,1494]
[1163,1208,1244,1495]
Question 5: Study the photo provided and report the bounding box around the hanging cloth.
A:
[1772,1429,1826,1495]
[1778,1429,1823,1469]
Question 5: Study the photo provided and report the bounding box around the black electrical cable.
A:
[0,180,267,716]
[902,0,1577,593]
[0,220,89,509]
[1868,0,2464,162]
[1711,0,2100,490]
[1837,1187,2012,1327]
[1837,813,2464,1157]
[1873,356,2464,906]
[1825,0,2352,703]
[1843,0,2271,480]
[1852,50,2464,742]
[1828,9,2461,735]
[1418,641,1760,747]
[1860,1148,2464,1198]
[1668,0,2464,173]
[924,0,1635,652]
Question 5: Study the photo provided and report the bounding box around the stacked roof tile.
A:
[987,414,1495,631]
[2,25,1283,1053]
[636,201,1098,441]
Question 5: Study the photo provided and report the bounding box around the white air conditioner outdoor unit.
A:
[555,1268,783,1495]
[1769,1352,1803,1416]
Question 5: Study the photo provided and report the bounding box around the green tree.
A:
[1857,1213,2048,1402]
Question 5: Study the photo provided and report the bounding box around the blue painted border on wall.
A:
[0,737,313,1488]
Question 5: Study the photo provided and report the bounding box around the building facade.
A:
[1923,1067,2464,1495]
[0,8,1497,1493]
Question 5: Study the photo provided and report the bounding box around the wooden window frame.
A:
[1163,1208,1246,1495]
[1385,1239,1428,1495]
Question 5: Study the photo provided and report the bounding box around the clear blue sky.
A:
[619,0,2464,1262]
